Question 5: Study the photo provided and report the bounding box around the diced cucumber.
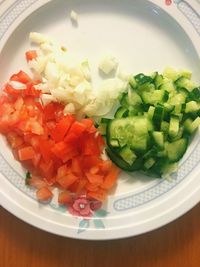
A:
[115,107,129,118]
[161,121,169,133]
[134,73,153,85]
[163,67,180,81]
[107,116,149,152]
[152,105,164,130]
[144,158,156,170]
[185,101,200,113]
[175,77,197,92]
[168,93,186,105]
[178,69,192,79]
[151,131,164,149]
[129,77,137,88]
[169,115,179,138]
[154,73,164,89]
[104,69,200,177]
[98,123,107,135]
[188,87,200,101]
[148,106,155,119]
[127,89,142,106]
[184,117,200,134]
[106,147,143,172]
[110,139,120,147]
[119,146,137,165]
[141,90,168,105]
[166,138,188,162]
[159,81,176,93]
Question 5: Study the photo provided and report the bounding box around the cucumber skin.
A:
[106,148,143,172]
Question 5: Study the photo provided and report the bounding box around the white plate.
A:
[0,0,200,240]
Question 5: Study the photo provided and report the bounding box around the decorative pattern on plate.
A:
[174,0,200,35]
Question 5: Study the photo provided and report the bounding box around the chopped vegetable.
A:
[0,71,120,207]
[102,67,200,177]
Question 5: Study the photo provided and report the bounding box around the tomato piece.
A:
[58,191,72,205]
[87,189,107,202]
[28,176,47,189]
[99,160,113,173]
[101,165,120,190]
[75,179,87,195]
[85,172,104,185]
[57,173,79,189]
[10,71,31,84]
[68,121,87,136]
[57,164,69,179]
[36,187,53,201]
[6,132,24,149]
[51,115,74,142]
[25,50,37,61]
[71,157,83,176]
[18,146,36,161]
[86,183,99,192]
[39,139,54,162]
[82,156,102,171]
[25,82,41,97]
[80,133,100,156]
[32,153,41,167]
[64,132,80,145]
[80,118,94,130]
[44,102,63,121]
[51,141,68,158]
[87,189,106,202]
[39,159,55,179]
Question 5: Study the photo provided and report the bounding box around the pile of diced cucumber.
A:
[101,67,200,177]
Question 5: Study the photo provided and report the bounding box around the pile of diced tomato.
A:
[0,70,120,205]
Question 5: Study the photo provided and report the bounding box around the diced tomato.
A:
[89,166,99,175]
[80,118,94,130]
[28,176,47,189]
[25,50,37,61]
[51,141,68,158]
[43,102,63,121]
[85,172,104,186]
[7,132,24,148]
[80,133,100,156]
[0,70,121,211]
[51,115,74,142]
[58,191,72,205]
[87,189,107,202]
[57,173,79,189]
[39,159,55,179]
[25,82,41,97]
[32,153,41,167]
[36,187,53,201]
[57,164,69,179]
[64,132,79,144]
[10,71,31,84]
[82,156,102,170]
[39,139,53,162]
[75,179,87,195]
[71,157,83,176]
[68,121,87,136]
[86,183,99,192]
[101,165,120,190]
[18,146,36,161]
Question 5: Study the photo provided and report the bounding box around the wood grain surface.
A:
[1,204,200,267]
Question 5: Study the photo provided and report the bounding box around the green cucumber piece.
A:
[119,146,137,165]
[169,115,179,138]
[166,138,188,162]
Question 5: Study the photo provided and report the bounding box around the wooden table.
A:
[1,204,200,267]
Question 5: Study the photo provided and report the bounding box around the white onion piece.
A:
[8,81,27,90]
